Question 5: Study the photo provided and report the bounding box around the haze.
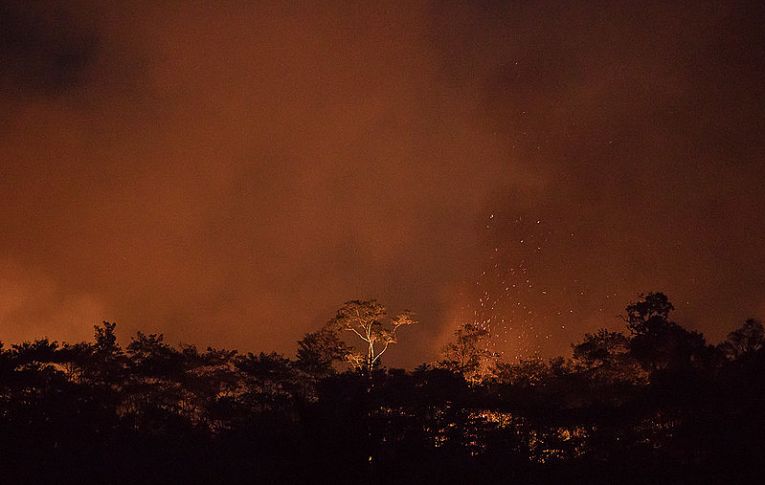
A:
[1,0,763,366]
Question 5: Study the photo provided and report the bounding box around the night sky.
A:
[1,1,764,367]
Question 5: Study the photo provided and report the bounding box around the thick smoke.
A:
[1,1,763,366]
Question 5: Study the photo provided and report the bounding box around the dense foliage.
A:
[0,293,762,484]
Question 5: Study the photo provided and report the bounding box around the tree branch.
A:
[371,341,391,365]
[345,327,369,342]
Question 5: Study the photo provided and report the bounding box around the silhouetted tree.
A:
[295,327,350,378]
[624,292,707,373]
[719,318,764,360]
[494,357,551,388]
[572,329,628,368]
[83,321,126,386]
[235,351,296,411]
[440,322,498,381]
[571,328,644,384]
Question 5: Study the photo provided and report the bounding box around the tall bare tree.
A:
[327,300,416,372]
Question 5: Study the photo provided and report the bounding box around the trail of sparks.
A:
[458,213,552,362]
[453,211,628,363]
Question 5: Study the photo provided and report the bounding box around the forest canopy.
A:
[0,293,762,484]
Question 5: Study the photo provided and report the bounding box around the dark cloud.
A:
[0,0,99,95]
[1,1,763,366]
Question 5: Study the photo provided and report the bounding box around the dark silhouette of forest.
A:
[1,292,762,484]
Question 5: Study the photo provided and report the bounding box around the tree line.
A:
[0,293,762,484]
